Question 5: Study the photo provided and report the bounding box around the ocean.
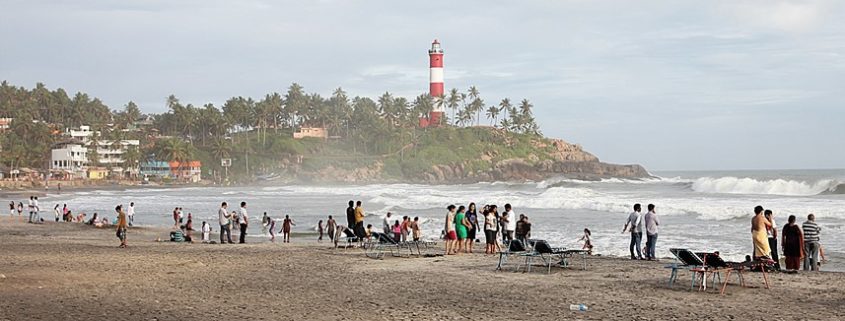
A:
[30,169,845,270]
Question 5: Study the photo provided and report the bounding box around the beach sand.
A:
[1,217,843,321]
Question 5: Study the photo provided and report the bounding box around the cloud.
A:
[721,0,835,33]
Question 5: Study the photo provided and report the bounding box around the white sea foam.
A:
[690,177,840,196]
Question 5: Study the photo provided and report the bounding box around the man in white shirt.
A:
[622,203,644,260]
[127,202,135,227]
[32,196,40,223]
[644,204,660,261]
[504,204,516,242]
[238,201,249,244]
[218,202,233,244]
[27,196,34,223]
[383,212,393,235]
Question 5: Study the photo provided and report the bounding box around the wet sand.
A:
[1,217,844,321]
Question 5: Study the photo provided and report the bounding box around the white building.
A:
[92,140,140,166]
[68,125,96,143]
[51,143,88,176]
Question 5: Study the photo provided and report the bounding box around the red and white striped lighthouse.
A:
[427,39,445,126]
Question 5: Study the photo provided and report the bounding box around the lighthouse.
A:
[421,39,445,128]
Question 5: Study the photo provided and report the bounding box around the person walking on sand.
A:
[218,202,233,244]
[346,200,355,230]
[623,204,644,260]
[116,204,128,248]
[444,205,457,255]
[751,205,772,259]
[765,210,781,271]
[781,215,804,272]
[281,214,295,243]
[238,202,249,244]
[802,214,821,271]
[127,202,135,227]
[382,212,393,235]
[644,204,660,261]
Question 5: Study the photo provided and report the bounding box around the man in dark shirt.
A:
[345,200,355,228]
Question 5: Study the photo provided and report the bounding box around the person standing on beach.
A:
[354,201,366,243]
[172,207,179,226]
[751,205,771,259]
[401,216,411,242]
[455,206,470,254]
[53,204,60,222]
[62,204,69,222]
[9,201,14,217]
[238,202,249,244]
[127,202,135,227]
[17,202,23,218]
[184,213,194,243]
[261,212,270,234]
[318,219,324,242]
[32,196,40,223]
[27,196,34,223]
[201,221,211,243]
[764,210,781,271]
[644,204,659,261]
[504,204,516,242]
[116,204,128,248]
[411,217,421,242]
[268,217,277,242]
[484,207,497,254]
[218,202,233,244]
[326,215,336,243]
[623,204,644,260]
[444,205,457,255]
[346,201,355,230]
[382,212,392,235]
[781,215,804,272]
[281,214,295,243]
[802,214,821,271]
[467,203,479,245]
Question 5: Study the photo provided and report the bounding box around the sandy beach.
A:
[1,217,844,321]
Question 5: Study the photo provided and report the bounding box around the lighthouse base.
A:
[419,111,445,128]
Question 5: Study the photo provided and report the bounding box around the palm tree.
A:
[156,138,192,180]
[122,145,141,179]
[486,105,500,126]
[498,98,512,125]
[446,88,461,125]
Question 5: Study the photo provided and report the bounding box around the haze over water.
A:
[41,168,845,270]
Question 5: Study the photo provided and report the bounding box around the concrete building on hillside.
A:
[293,127,328,140]
[50,143,88,177]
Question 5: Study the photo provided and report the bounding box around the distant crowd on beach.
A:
[6,195,828,272]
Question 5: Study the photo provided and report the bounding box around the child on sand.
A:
[268,218,276,242]
[366,224,374,240]
[579,228,593,255]
[201,221,211,243]
[281,215,295,243]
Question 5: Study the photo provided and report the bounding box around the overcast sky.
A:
[1,0,843,171]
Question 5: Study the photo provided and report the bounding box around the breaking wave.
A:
[690,177,842,196]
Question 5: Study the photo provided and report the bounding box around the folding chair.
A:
[496,239,527,271]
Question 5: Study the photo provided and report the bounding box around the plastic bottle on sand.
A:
[569,304,588,312]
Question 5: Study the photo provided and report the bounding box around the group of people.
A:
[623,203,660,261]
[442,203,535,256]
[751,205,825,272]
[7,197,136,228]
